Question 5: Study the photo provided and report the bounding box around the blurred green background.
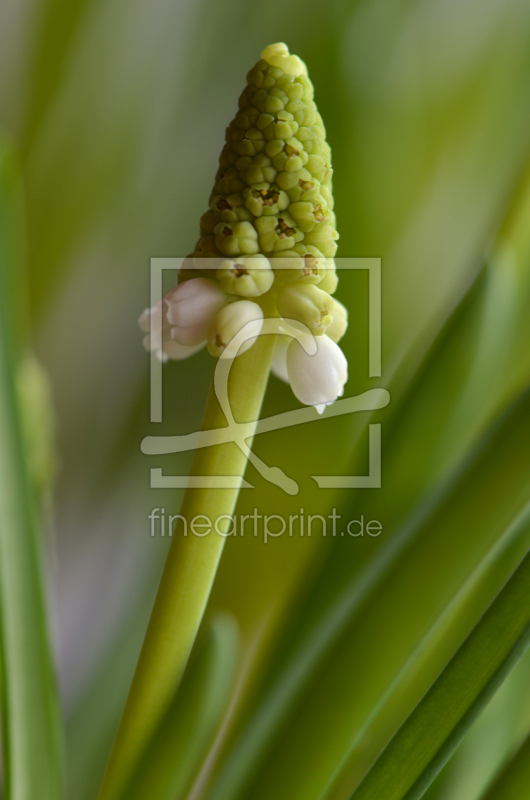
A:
[1,0,530,799]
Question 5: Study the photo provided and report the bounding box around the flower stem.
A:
[97,332,275,800]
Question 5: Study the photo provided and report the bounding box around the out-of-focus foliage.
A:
[350,543,530,800]
[1,0,530,799]
[0,142,64,800]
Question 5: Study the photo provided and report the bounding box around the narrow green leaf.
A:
[417,645,530,800]
[0,141,64,799]
[349,547,530,800]
[479,732,530,800]
[209,386,530,800]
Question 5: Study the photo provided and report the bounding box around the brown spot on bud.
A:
[222,226,232,237]
[252,188,280,207]
[234,263,248,277]
[276,218,296,238]
[313,204,325,222]
[303,255,319,275]
[217,198,233,211]
[299,180,314,191]
[284,144,299,156]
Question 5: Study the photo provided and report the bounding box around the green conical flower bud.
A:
[217,255,274,297]
[192,42,338,262]
[277,282,334,336]
[142,44,348,409]
[156,47,343,361]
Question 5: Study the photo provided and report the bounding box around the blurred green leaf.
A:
[16,353,56,499]
[349,545,530,800]
[0,140,64,799]
[205,384,530,800]
[22,0,95,153]
[195,24,530,796]
[212,148,530,800]
[480,731,530,800]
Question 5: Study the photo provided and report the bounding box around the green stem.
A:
[97,332,275,800]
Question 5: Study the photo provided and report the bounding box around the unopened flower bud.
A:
[207,300,264,357]
[260,43,307,77]
[160,340,205,361]
[255,212,303,253]
[217,255,274,297]
[288,200,329,232]
[304,222,338,258]
[272,246,326,284]
[165,278,227,346]
[271,252,305,283]
[319,261,338,294]
[286,334,347,413]
[277,282,333,335]
[326,298,348,343]
[214,220,259,257]
[211,193,252,223]
[194,235,221,261]
[243,183,289,217]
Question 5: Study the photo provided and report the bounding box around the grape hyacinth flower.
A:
[139,42,348,413]
[104,42,351,800]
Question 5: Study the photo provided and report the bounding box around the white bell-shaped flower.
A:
[165,278,227,346]
[286,333,347,413]
[139,303,168,356]
[139,302,204,362]
[160,340,205,362]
